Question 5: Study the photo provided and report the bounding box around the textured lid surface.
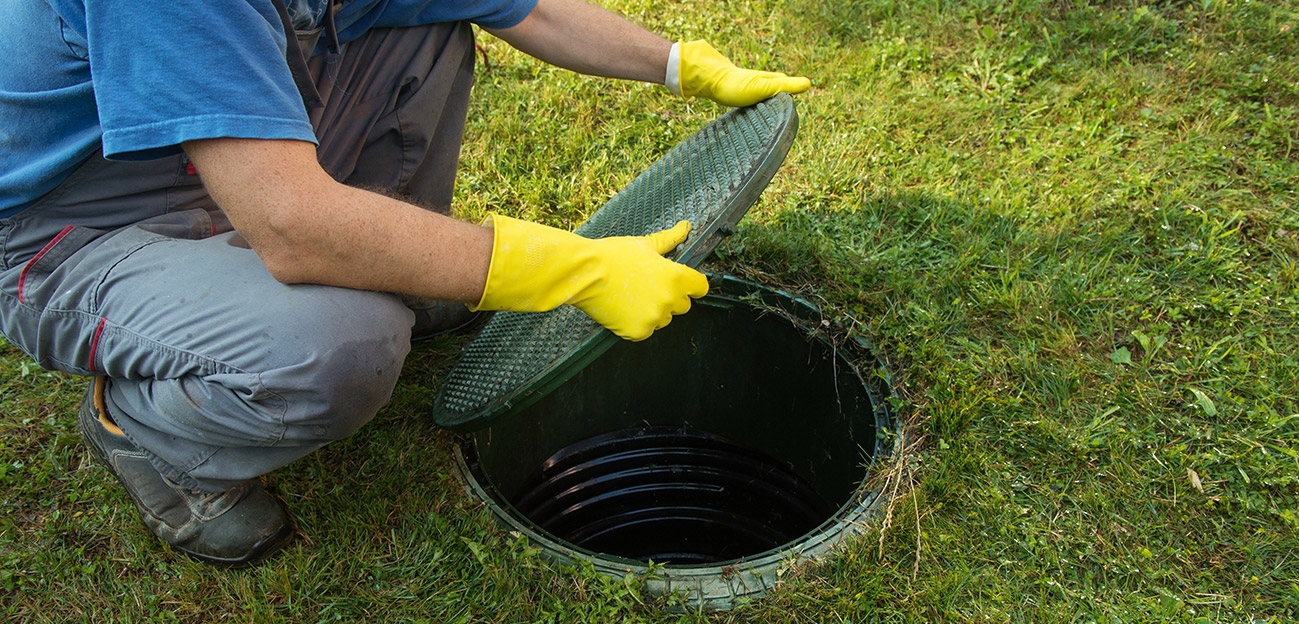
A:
[432,94,799,431]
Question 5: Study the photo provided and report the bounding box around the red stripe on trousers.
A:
[17,225,76,304]
[88,318,108,372]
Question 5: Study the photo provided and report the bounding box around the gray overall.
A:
[0,7,476,492]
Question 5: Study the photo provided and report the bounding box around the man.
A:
[0,0,810,566]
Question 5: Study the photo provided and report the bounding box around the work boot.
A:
[403,296,487,342]
[78,377,294,567]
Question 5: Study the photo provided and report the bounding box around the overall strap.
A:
[268,0,341,113]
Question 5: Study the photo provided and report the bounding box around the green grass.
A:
[4,0,1298,621]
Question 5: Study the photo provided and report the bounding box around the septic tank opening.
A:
[512,424,837,564]
[453,276,897,609]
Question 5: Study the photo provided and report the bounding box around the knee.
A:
[302,325,411,443]
[267,295,413,445]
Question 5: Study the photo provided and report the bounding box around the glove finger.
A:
[620,326,649,342]
[739,69,790,80]
[622,310,669,342]
[626,270,704,341]
[655,309,674,332]
[621,303,678,342]
[649,220,694,255]
[744,74,812,97]
[772,75,812,94]
[716,73,814,107]
[667,289,695,316]
[680,266,709,299]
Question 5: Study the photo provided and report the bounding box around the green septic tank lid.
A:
[431,94,799,432]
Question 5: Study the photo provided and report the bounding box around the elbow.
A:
[253,243,313,285]
[238,213,320,285]
[259,252,311,284]
[183,137,341,284]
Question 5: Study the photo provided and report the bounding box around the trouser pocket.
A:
[0,222,113,375]
[11,225,106,306]
[0,209,221,375]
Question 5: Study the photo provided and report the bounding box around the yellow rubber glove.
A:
[471,214,710,341]
[677,40,812,107]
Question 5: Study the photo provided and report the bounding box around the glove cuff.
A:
[665,41,682,97]
[469,214,506,311]
[471,213,597,314]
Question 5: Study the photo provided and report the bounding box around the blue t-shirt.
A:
[0,0,536,217]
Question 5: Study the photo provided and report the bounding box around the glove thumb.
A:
[647,220,693,255]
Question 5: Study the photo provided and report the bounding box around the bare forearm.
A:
[486,0,670,83]
[274,185,493,301]
[184,138,493,303]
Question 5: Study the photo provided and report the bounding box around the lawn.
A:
[2,0,1297,621]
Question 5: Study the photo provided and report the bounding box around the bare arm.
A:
[485,0,671,83]
[182,137,493,302]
